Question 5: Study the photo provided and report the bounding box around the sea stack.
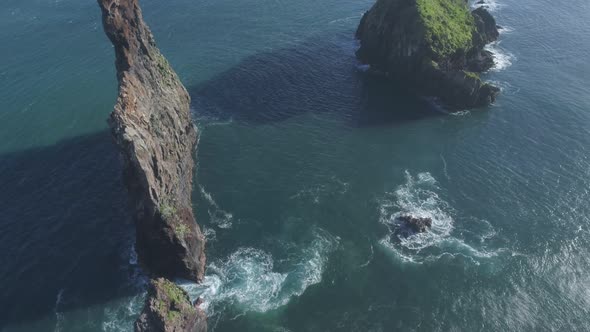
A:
[98,0,207,329]
[356,0,501,109]
[97,0,205,282]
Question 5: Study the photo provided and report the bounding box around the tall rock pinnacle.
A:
[97,0,206,282]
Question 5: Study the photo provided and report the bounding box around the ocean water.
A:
[1,0,590,331]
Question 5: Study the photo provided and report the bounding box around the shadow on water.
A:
[0,131,141,328]
[189,32,444,126]
[0,32,444,330]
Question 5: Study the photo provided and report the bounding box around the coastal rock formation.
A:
[97,0,205,281]
[397,215,433,233]
[135,278,207,332]
[356,0,501,109]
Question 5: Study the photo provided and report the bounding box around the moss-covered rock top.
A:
[355,0,501,109]
[156,278,194,318]
[416,0,475,58]
[135,278,207,332]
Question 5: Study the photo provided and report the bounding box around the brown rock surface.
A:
[398,215,433,233]
[97,0,205,282]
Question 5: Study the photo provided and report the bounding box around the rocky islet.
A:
[356,0,502,109]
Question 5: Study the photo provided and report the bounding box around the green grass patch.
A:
[153,279,196,322]
[416,0,475,58]
[174,223,189,238]
[160,279,189,306]
[159,202,177,220]
[463,71,480,80]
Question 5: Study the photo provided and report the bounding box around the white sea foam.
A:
[53,289,65,332]
[180,228,338,316]
[485,41,515,72]
[101,294,146,332]
[356,63,371,72]
[498,25,515,34]
[471,0,514,73]
[471,0,504,12]
[101,242,148,332]
[203,227,217,242]
[440,153,451,181]
[487,80,520,95]
[128,244,138,265]
[450,110,472,117]
[358,242,375,268]
[378,171,502,264]
[328,15,360,25]
[379,172,454,250]
[202,117,234,127]
[199,185,234,229]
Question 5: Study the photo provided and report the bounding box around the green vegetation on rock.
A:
[416,0,475,58]
[157,279,195,321]
[160,279,187,306]
[175,223,189,237]
[159,201,177,220]
[463,70,481,80]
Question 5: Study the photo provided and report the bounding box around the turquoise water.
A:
[2,0,590,330]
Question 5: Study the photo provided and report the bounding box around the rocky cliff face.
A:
[356,0,501,109]
[135,278,207,332]
[97,0,205,282]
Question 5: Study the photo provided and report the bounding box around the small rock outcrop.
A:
[397,215,433,233]
[356,0,501,109]
[97,0,206,282]
[135,278,207,332]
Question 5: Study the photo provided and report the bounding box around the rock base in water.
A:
[135,278,207,332]
[397,215,433,234]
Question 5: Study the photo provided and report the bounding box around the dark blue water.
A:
[2,0,590,331]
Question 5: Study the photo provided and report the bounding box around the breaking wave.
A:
[485,41,515,72]
[181,228,338,317]
[471,0,513,72]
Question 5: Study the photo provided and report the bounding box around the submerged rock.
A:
[356,0,501,109]
[97,0,206,281]
[135,278,207,332]
[397,215,433,233]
